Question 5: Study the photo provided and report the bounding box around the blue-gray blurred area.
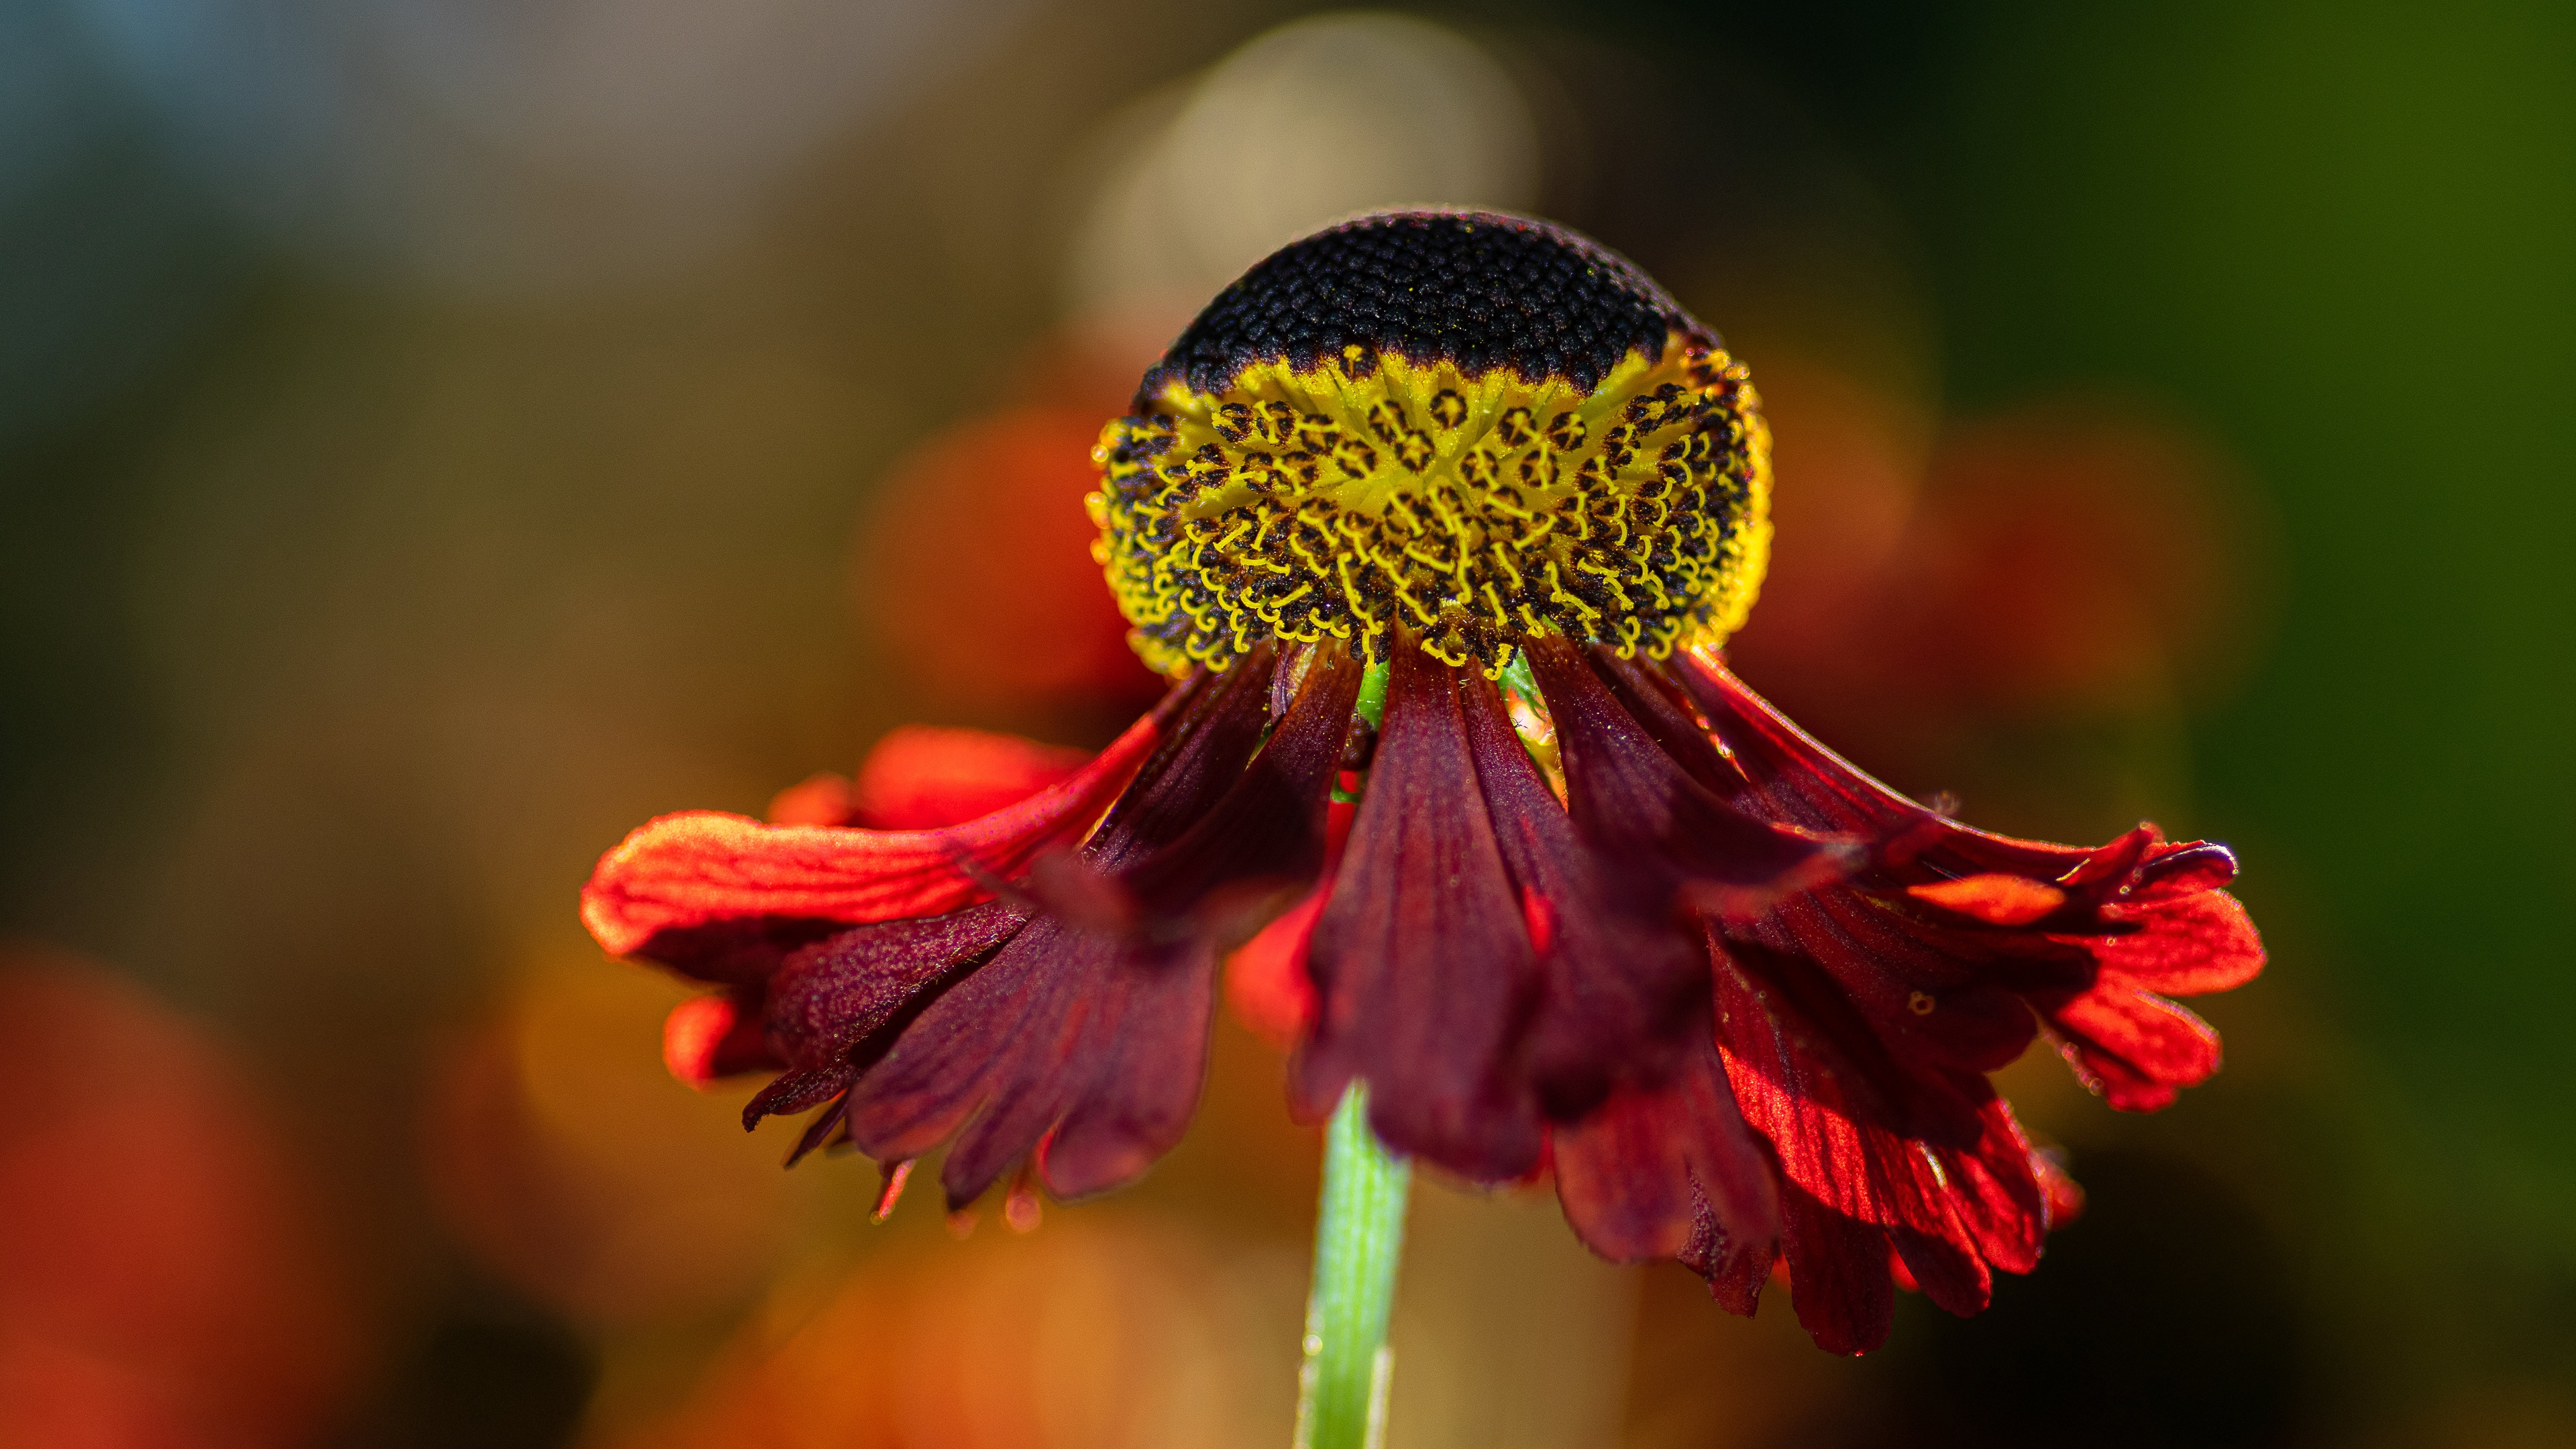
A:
[1,1,2569,1446]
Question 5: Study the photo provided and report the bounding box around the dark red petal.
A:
[1777,1187,1895,1356]
[1550,1027,1778,1264]
[604,916,851,989]
[1034,649,1362,1199]
[580,694,1177,964]
[2043,987,2222,1111]
[1755,890,2047,1074]
[1671,651,2094,881]
[850,725,1092,830]
[784,1097,853,1166]
[1586,649,1742,797]
[741,1063,855,1129]
[1460,669,1703,1114]
[1680,1192,1778,1318]
[1299,643,1544,1181]
[1038,944,1218,1200]
[839,917,1076,1175]
[761,902,1028,1071]
[2090,890,2266,996]
[1526,637,1845,920]
[1119,649,1361,930]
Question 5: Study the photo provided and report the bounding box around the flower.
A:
[582,210,2263,1354]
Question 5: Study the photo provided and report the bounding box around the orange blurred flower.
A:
[855,408,1163,714]
[1733,388,2258,759]
[0,947,358,1449]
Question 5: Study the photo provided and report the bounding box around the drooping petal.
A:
[1525,637,1846,921]
[1672,649,2264,1126]
[1672,649,2095,881]
[1775,1185,1894,1356]
[1550,1026,1778,1266]
[1749,890,2049,1075]
[1299,642,1545,1181]
[2090,889,2265,995]
[1461,668,1707,1114]
[2040,985,2223,1112]
[580,692,1183,970]
[1710,932,2047,1346]
[1940,1092,2053,1277]
[761,902,1028,1073]
[1680,1191,1778,1318]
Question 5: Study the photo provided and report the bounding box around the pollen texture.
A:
[1091,211,1773,676]
[1093,334,1771,676]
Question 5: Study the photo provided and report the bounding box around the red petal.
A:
[1681,1197,1778,1318]
[1712,936,2021,1330]
[1777,1187,1894,1356]
[1907,874,2068,926]
[1936,1095,2049,1277]
[1762,890,2049,1073]
[580,700,1171,961]
[1527,637,1847,920]
[2044,986,2222,1111]
[1299,643,1544,1181]
[1461,668,1703,1115]
[2092,890,2266,996]
[1673,651,2096,881]
[1552,1028,1780,1264]
[851,725,1092,830]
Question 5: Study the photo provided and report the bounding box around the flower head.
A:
[581,210,2263,1354]
[1091,211,1770,675]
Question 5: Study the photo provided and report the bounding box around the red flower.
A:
[582,211,2263,1354]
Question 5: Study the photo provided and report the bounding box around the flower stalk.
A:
[1294,1081,1413,1449]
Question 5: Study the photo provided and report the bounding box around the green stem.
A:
[1294,1083,1413,1449]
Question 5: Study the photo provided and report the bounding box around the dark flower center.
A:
[1089,211,1774,677]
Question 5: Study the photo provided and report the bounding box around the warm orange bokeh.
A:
[423,960,803,1328]
[625,1217,1284,1449]
[0,948,358,1449]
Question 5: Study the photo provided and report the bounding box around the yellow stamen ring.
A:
[1091,333,1774,678]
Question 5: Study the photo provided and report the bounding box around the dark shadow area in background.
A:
[331,1291,598,1449]
[1858,1150,2304,1449]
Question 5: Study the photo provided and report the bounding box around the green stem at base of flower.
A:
[1293,1081,1413,1449]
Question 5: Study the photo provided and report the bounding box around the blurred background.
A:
[2,1,2570,1445]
